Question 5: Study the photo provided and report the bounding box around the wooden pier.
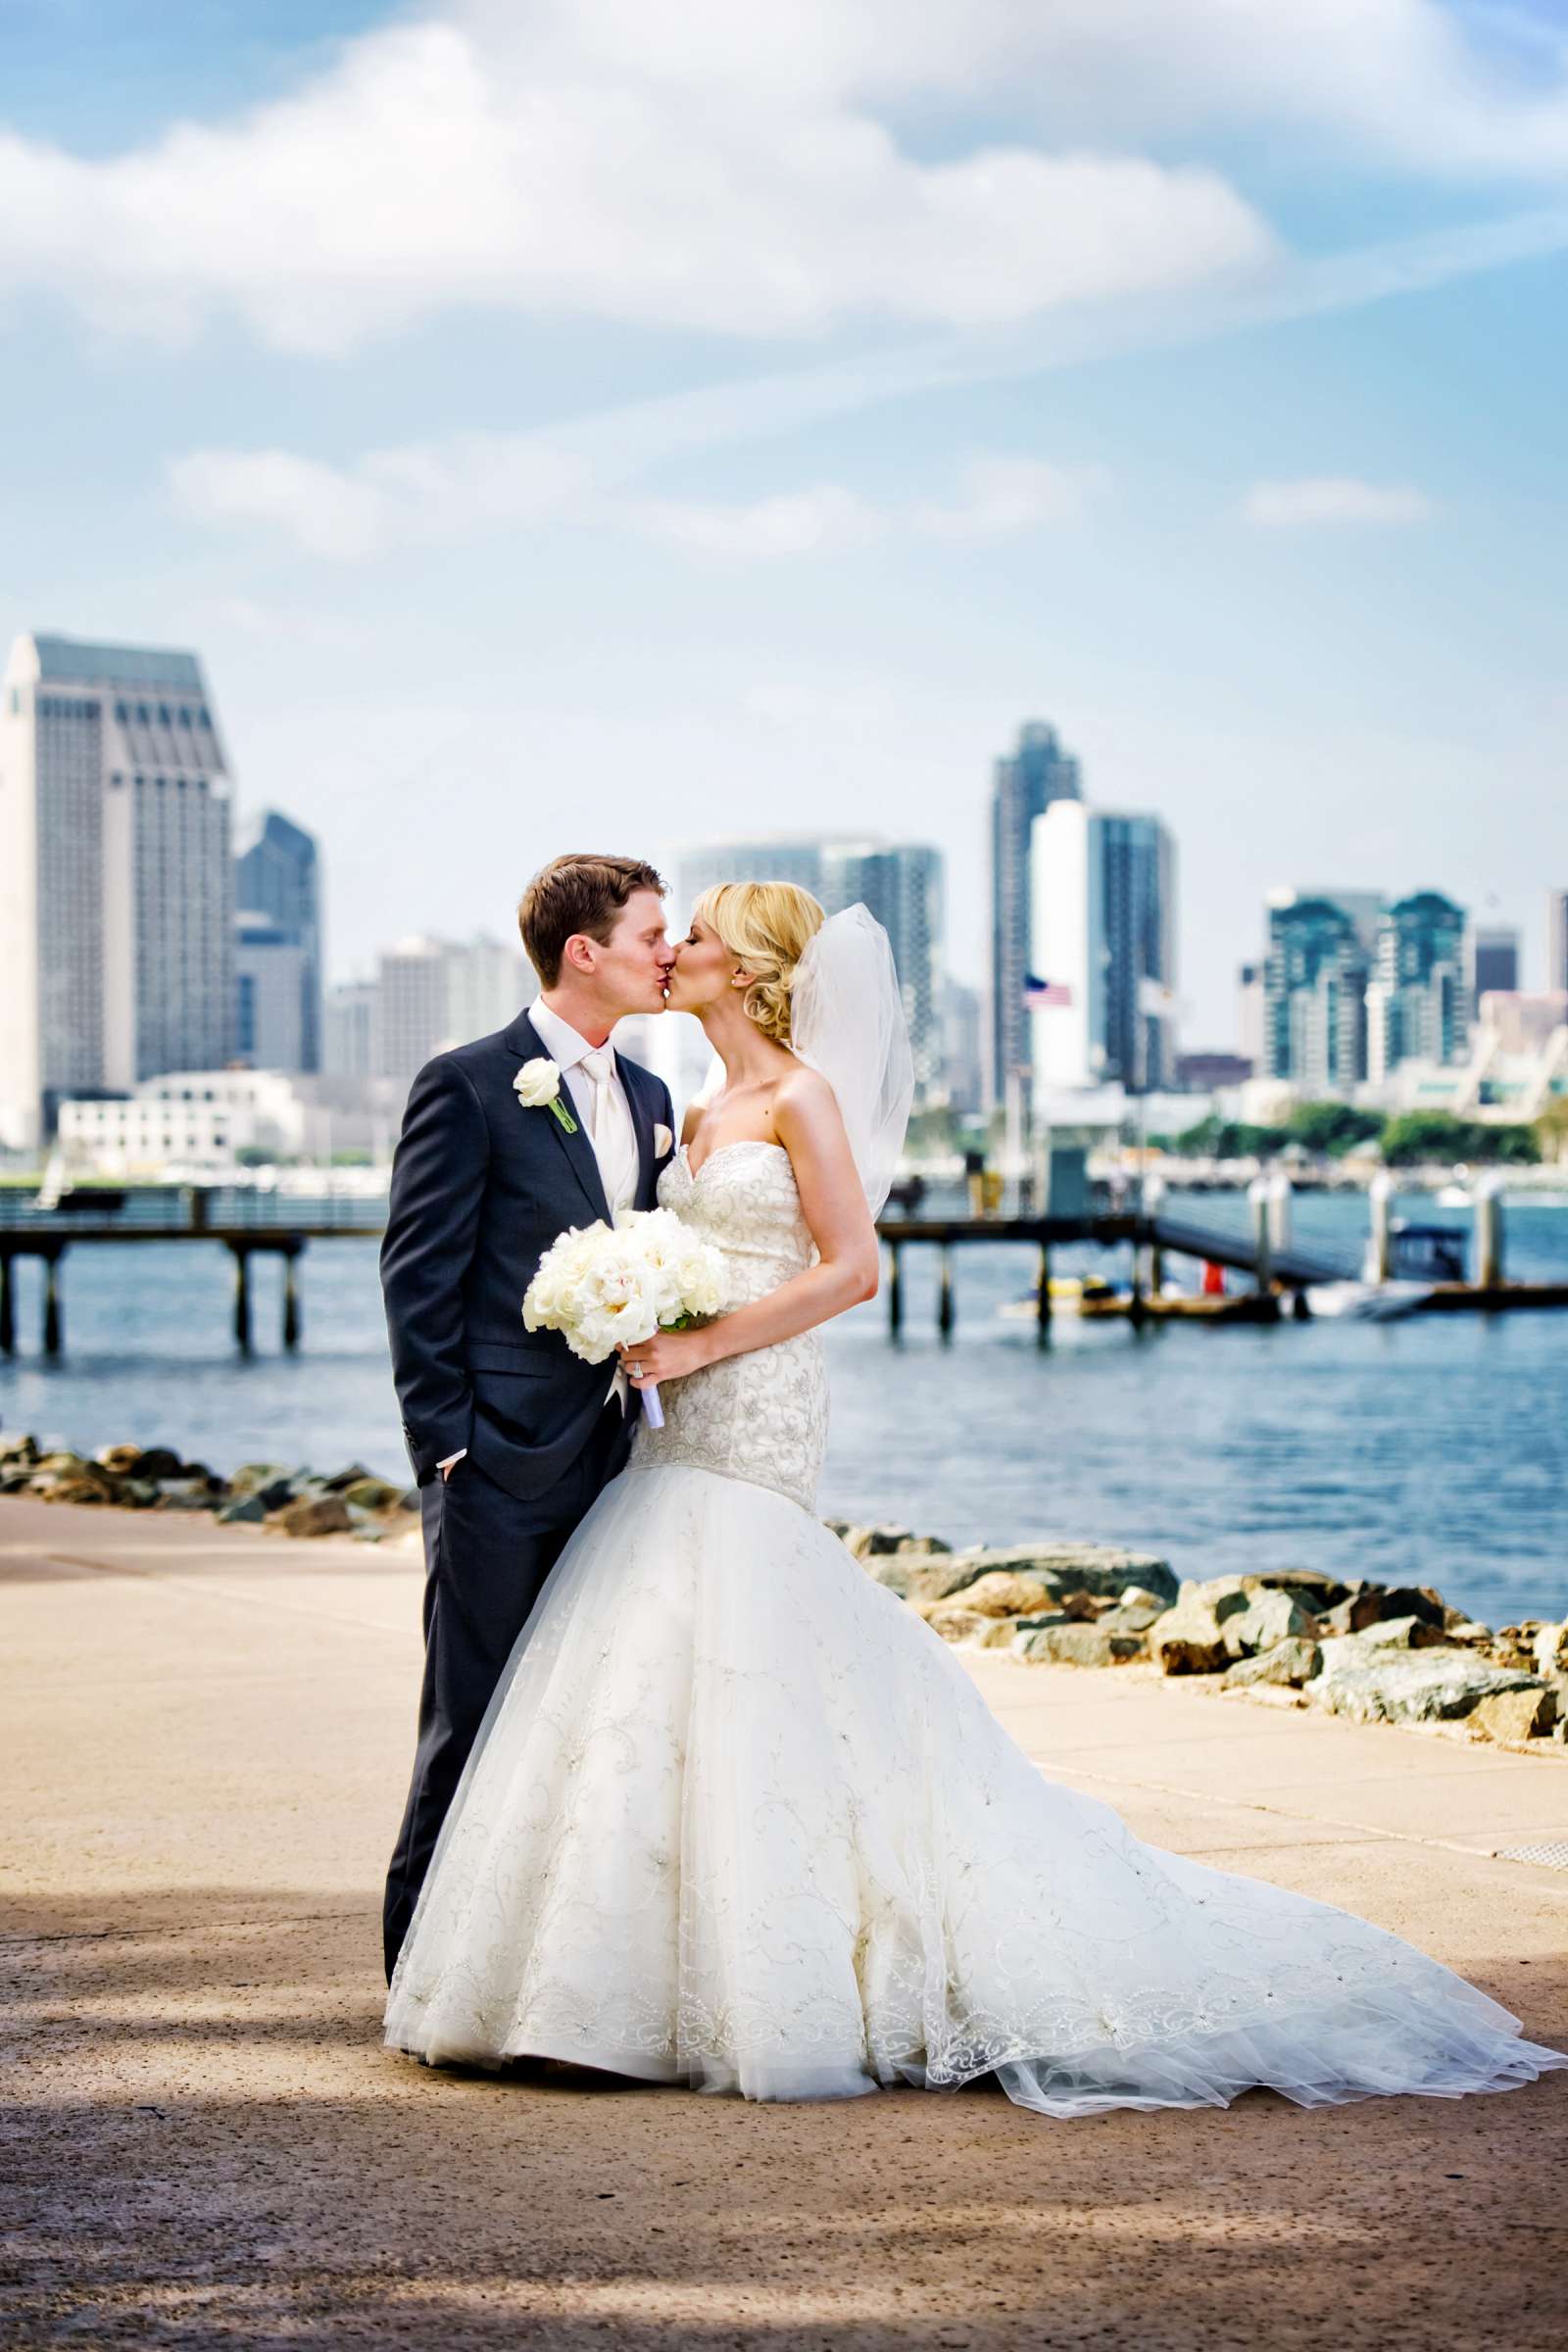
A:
[0,1181,1561,1358]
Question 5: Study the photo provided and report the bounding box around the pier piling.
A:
[1474,1175,1505,1291]
[1036,1244,1052,1343]
[886,1240,904,1339]
[281,1244,304,1351]
[937,1245,956,1340]
[1248,1177,1273,1296]
[231,1247,253,1354]
[0,1253,13,1356]
[41,1249,64,1357]
[1369,1171,1394,1284]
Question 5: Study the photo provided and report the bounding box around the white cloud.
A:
[0,9,1275,354]
[1243,477,1435,526]
[170,434,591,558]
[172,431,1108,562]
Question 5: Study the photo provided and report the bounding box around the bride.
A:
[385,883,1564,2115]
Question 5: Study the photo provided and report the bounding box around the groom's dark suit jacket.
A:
[381,1008,676,1500]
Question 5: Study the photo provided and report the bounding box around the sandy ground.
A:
[2,1492,1566,2351]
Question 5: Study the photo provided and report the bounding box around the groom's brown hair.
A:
[518,854,666,987]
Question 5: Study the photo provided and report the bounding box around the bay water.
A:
[3,1190,1565,1631]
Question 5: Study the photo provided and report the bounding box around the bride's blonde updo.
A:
[694,880,825,1046]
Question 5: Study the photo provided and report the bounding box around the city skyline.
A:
[2,4,1564,1044]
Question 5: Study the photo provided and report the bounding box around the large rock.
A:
[941,1544,1177,1606]
[95,1443,147,1476]
[0,1433,39,1466]
[216,1493,267,1525]
[1013,1624,1148,1668]
[1320,1584,1447,1638]
[273,1494,353,1540]
[1222,1590,1321,1661]
[1224,1638,1322,1690]
[937,1569,1058,1619]
[1468,1686,1558,1743]
[868,1557,987,1606]
[340,1476,407,1513]
[1098,1599,1167,1636]
[1150,1580,1250,1675]
[130,1446,185,1481]
[227,1461,296,1498]
[836,1522,953,1562]
[1306,1639,1548,1727]
[1332,1614,1446,1653]
[923,1605,992,1645]
[1533,1622,1568,1679]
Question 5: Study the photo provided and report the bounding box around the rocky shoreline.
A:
[0,1433,418,1542]
[826,1520,1568,1755]
[5,1435,1562,1754]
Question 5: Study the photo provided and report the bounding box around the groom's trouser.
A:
[382,1400,631,1982]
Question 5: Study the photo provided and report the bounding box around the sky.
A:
[2,0,1566,1044]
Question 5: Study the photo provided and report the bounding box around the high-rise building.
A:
[372,934,533,1081]
[1263,896,1371,1093]
[324,981,377,1080]
[820,842,943,1102]
[1238,961,1266,1068]
[989,720,1081,1109]
[235,912,312,1070]
[939,977,984,1116]
[674,834,947,1103]
[1549,890,1568,994]
[1030,803,1176,1093]
[235,809,323,1071]
[1468,924,1520,1013]
[1367,892,1470,1079]
[0,631,234,1149]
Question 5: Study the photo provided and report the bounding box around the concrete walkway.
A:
[2,1494,1565,2350]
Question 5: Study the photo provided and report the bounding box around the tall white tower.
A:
[1030,802,1177,1094]
[0,632,236,1150]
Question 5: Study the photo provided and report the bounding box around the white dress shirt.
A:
[439,1001,640,1472]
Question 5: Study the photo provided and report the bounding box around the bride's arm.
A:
[619,1068,878,1388]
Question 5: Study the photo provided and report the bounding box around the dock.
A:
[0,1181,1560,1356]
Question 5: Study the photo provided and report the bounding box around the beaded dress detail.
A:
[386,1150,1565,2112]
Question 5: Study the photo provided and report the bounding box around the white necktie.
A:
[580,1047,636,1213]
[581,1046,638,1414]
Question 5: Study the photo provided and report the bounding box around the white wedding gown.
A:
[385,1142,1565,2114]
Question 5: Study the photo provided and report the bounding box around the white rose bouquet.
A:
[522,1206,724,1429]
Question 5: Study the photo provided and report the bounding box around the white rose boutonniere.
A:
[514,1057,579,1134]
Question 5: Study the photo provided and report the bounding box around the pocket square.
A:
[653,1122,674,1158]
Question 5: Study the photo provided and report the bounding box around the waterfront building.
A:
[57,1068,408,1175]
[1262,894,1374,1092]
[1476,991,1568,1056]
[372,934,533,1081]
[989,720,1081,1110]
[1238,961,1265,1069]
[323,981,377,1081]
[1029,802,1176,1093]
[1176,1050,1253,1090]
[1366,891,1470,1082]
[940,977,984,1116]
[675,834,947,1103]
[1549,891,1568,994]
[0,631,235,1150]
[1469,925,1520,1013]
[235,913,312,1071]
[234,810,323,1071]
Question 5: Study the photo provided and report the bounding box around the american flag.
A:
[1023,972,1073,1009]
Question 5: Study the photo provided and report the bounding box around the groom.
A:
[380,853,677,1980]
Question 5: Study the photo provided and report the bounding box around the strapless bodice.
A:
[627,1142,827,1511]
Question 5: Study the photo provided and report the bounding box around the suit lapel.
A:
[619,1055,659,1209]
[504,1011,611,1226]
